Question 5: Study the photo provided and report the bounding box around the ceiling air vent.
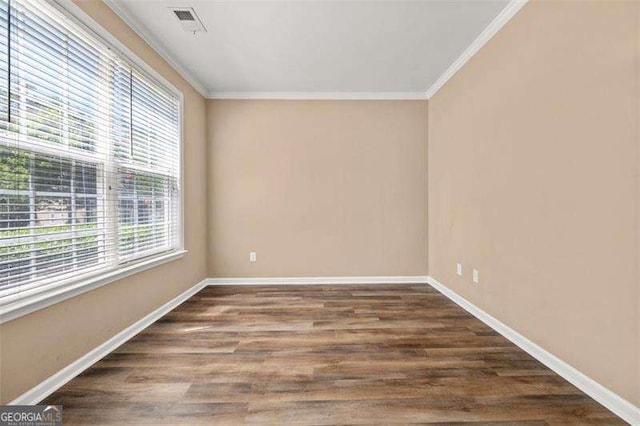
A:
[174,10,195,21]
[169,7,206,33]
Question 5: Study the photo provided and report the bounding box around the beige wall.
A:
[0,1,208,404]
[207,100,428,278]
[2,0,637,410]
[428,0,639,405]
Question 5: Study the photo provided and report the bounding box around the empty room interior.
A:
[0,0,639,424]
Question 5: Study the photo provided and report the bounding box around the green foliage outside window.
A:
[0,148,30,191]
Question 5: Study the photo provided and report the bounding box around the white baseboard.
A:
[9,279,208,405]
[206,276,429,285]
[12,274,637,424]
[426,276,640,425]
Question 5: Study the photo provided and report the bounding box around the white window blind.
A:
[0,0,182,308]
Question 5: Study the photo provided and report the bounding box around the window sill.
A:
[0,250,187,324]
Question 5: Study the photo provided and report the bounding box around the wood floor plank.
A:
[44,284,624,424]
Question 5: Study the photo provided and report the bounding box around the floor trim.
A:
[9,279,208,406]
[11,274,637,424]
[206,276,429,286]
[426,276,640,425]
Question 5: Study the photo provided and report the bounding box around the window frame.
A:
[0,0,186,324]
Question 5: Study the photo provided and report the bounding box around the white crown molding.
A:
[425,0,528,99]
[206,276,429,285]
[9,279,208,405]
[103,0,208,97]
[426,276,640,425]
[102,0,527,101]
[207,92,429,100]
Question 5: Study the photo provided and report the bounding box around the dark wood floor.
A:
[44,284,624,425]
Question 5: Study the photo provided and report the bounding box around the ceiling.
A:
[106,0,515,99]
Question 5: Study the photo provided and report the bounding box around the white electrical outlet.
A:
[472,269,479,284]
[456,263,463,277]
[249,252,257,262]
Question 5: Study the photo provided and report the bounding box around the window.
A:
[0,0,182,317]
